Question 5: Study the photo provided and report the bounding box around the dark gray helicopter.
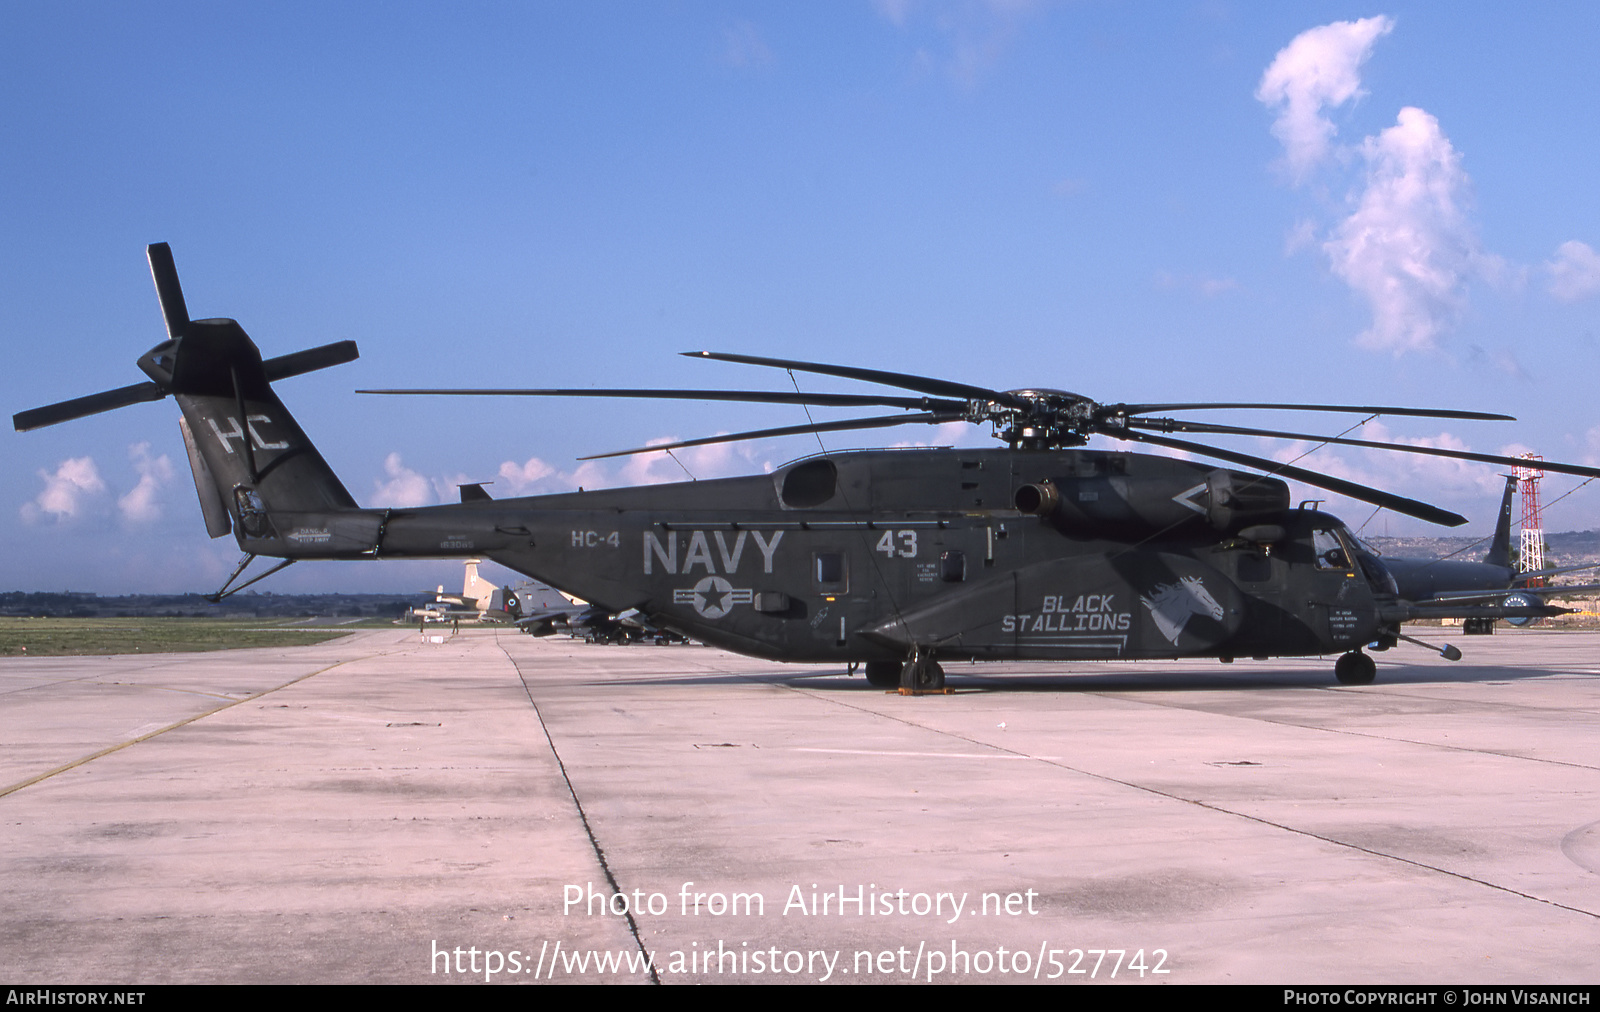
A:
[17,245,1600,688]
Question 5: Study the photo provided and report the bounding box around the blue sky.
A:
[4,2,1599,594]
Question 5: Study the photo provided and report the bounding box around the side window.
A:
[813,551,848,593]
[940,550,966,583]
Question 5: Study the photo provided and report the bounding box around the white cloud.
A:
[1546,240,1600,302]
[1256,16,1393,180]
[1260,20,1513,356]
[21,456,107,523]
[20,457,106,525]
[1322,107,1499,354]
[117,442,175,524]
[498,456,558,494]
[372,452,435,507]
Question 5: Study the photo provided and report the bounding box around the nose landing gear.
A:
[1334,650,1377,685]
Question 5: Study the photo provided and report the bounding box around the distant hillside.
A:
[1361,529,1600,568]
[0,591,424,620]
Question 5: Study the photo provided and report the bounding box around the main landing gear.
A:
[1334,650,1376,685]
[900,653,946,692]
[862,651,948,692]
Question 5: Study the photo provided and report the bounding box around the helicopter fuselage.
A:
[238,446,1389,665]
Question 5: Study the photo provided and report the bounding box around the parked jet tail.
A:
[1484,474,1516,569]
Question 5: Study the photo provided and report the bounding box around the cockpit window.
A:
[1355,550,1398,594]
[1313,528,1352,572]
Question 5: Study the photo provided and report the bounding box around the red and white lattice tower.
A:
[1516,453,1546,587]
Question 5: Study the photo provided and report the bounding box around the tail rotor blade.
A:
[146,242,190,340]
[13,381,166,432]
[15,245,354,435]
[263,340,361,382]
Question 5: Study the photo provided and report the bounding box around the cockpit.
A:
[1311,521,1397,595]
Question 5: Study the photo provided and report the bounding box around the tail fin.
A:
[167,316,360,523]
[1484,474,1517,568]
[15,244,372,555]
[462,559,495,605]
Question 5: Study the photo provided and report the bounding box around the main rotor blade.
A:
[357,387,967,412]
[1519,561,1600,581]
[683,351,1028,407]
[13,381,167,432]
[1126,418,1600,480]
[146,243,190,340]
[1116,402,1513,422]
[1109,428,1468,527]
[579,411,962,460]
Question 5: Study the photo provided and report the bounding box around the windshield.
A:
[1312,527,1351,571]
[1314,524,1396,593]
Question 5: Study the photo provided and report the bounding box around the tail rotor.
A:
[12,244,358,433]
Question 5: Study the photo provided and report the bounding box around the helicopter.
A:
[16,245,1600,689]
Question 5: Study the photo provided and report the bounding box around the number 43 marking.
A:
[875,530,918,558]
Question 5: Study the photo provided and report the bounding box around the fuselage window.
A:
[814,551,847,592]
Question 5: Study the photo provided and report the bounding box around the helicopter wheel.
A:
[899,656,946,691]
[1334,650,1376,685]
[864,661,900,688]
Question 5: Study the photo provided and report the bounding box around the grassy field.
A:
[0,617,392,657]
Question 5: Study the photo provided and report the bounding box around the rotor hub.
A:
[984,389,1099,449]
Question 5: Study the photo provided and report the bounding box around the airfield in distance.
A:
[3,627,1600,984]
